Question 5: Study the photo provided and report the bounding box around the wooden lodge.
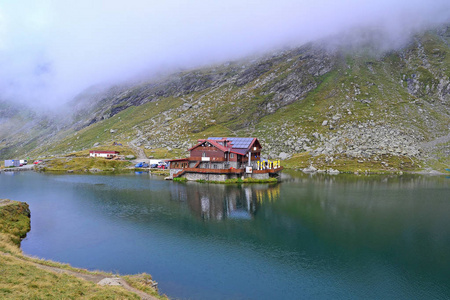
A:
[167,137,283,181]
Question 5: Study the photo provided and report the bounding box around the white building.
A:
[89,150,120,158]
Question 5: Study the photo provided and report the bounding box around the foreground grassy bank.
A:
[0,199,165,299]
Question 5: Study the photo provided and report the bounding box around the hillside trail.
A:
[420,133,450,151]
[0,251,158,300]
[128,133,147,160]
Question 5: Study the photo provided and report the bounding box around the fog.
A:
[0,0,449,107]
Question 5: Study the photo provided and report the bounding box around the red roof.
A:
[187,137,261,154]
[188,139,232,153]
[166,158,189,162]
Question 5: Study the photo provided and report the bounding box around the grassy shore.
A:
[36,157,132,173]
[0,199,166,299]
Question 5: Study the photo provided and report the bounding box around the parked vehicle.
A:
[135,162,149,168]
[157,162,168,169]
[33,160,42,165]
[150,163,158,168]
[20,159,28,165]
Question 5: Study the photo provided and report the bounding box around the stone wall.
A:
[246,172,269,180]
[184,173,228,181]
[169,168,183,178]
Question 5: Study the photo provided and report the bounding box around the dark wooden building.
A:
[168,137,282,181]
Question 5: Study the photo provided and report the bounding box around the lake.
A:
[0,171,449,299]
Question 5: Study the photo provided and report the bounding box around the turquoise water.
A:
[0,171,449,299]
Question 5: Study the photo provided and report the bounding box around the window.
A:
[230,153,234,158]
[202,152,206,157]
[213,164,218,169]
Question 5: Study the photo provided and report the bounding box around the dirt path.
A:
[128,139,147,159]
[420,133,450,150]
[0,199,14,207]
[0,251,159,300]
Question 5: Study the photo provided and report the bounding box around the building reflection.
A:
[171,183,280,221]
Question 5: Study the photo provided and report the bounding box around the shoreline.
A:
[0,200,165,300]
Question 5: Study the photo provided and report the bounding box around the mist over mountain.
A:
[1,0,449,107]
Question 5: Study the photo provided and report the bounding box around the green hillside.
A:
[1,27,449,172]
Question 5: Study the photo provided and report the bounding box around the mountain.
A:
[1,26,449,171]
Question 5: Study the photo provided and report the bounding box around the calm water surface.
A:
[0,171,449,299]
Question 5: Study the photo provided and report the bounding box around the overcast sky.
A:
[0,0,449,107]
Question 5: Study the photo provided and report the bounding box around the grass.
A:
[0,200,166,299]
[0,201,30,249]
[173,177,187,182]
[144,147,184,159]
[0,255,140,300]
[122,274,168,300]
[39,157,132,173]
[65,145,136,157]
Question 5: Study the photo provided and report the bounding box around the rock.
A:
[98,278,122,286]
[182,103,192,111]
[322,120,328,126]
[302,165,317,173]
[125,155,135,159]
[110,129,116,133]
[327,168,340,175]
[93,142,100,147]
[89,168,101,173]
[332,114,342,120]
[279,152,290,160]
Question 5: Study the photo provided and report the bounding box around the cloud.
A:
[0,0,449,107]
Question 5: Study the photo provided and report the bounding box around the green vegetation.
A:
[38,157,132,173]
[173,177,187,182]
[0,201,30,249]
[0,200,165,299]
[65,145,136,157]
[144,147,184,159]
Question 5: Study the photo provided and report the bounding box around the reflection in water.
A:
[171,183,281,221]
[1,172,449,300]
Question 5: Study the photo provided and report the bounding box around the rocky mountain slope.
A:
[1,26,449,171]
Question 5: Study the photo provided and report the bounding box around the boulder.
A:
[327,168,340,175]
[302,165,317,173]
[279,152,290,160]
